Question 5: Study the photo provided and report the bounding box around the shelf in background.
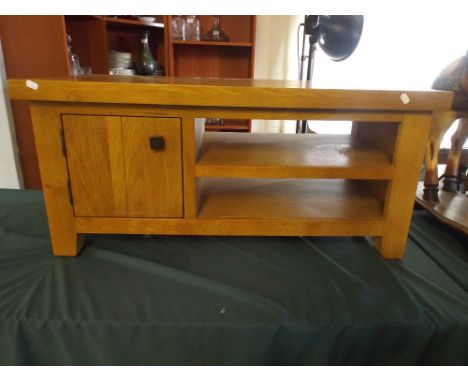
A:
[205,121,249,132]
[171,40,253,47]
[103,16,164,29]
[205,126,249,132]
[198,178,385,220]
[196,133,394,179]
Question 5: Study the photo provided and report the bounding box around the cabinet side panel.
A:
[122,117,183,218]
[353,121,399,161]
[375,114,433,258]
[63,115,127,217]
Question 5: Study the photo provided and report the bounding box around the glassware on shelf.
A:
[205,118,224,126]
[203,16,229,42]
[66,34,81,77]
[186,15,201,41]
[79,66,92,75]
[172,16,186,40]
[135,30,157,75]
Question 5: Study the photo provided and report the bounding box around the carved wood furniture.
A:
[418,93,468,234]
[7,76,453,259]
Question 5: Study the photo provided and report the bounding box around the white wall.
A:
[252,16,302,133]
[253,14,467,144]
[0,41,23,189]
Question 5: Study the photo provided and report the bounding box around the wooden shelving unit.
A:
[171,41,254,47]
[196,132,389,222]
[167,15,256,132]
[64,15,167,75]
[0,16,256,188]
[102,16,165,29]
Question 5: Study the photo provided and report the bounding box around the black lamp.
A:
[296,15,364,133]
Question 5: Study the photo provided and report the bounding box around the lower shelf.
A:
[74,178,386,237]
[198,178,385,219]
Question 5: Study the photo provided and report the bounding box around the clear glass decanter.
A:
[203,16,229,42]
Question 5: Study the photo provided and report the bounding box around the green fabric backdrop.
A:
[0,189,467,365]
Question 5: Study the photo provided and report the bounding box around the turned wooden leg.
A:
[30,104,83,256]
[423,111,459,202]
[442,117,468,192]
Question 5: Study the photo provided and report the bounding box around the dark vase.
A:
[135,31,156,75]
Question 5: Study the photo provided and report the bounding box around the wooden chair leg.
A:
[423,111,459,202]
[442,118,468,192]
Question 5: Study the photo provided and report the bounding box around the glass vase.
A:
[135,30,156,75]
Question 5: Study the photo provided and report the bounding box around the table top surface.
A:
[8,75,455,112]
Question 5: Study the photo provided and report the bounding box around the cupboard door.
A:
[122,117,183,218]
[62,115,127,217]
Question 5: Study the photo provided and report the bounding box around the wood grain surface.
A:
[75,216,385,237]
[196,133,394,179]
[8,76,453,111]
[63,115,127,217]
[375,114,433,259]
[197,178,384,219]
[29,105,83,256]
[122,117,183,218]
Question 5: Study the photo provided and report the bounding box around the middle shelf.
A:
[196,132,394,179]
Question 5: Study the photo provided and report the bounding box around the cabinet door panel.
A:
[63,115,127,217]
[122,117,183,218]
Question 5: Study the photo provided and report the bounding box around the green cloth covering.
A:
[0,188,467,365]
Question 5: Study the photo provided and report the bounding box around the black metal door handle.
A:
[149,136,165,150]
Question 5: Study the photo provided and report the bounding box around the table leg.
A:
[442,117,468,192]
[423,111,458,202]
[30,104,83,256]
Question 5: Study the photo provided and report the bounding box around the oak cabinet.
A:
[7,76,454,259]
[62,115,183,218]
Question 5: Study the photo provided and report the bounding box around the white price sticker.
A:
[400,93,410,104]
[25,80,39,90]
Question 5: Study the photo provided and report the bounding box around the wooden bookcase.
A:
[64,16,167,75]
[0,15,256,188]
[167,16,256,132]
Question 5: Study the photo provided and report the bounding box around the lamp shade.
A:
[317,15,364,61]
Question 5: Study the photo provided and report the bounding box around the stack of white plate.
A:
[109,68,136,76]
[108,50,133,71]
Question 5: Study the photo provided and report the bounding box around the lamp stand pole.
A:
[297,32,320,134]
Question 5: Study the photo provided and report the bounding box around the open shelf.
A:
[103,16,164,29]
[172,44,251,78]
[167,16,256,85]
[64,15,166,75]
[198,178,385,219]
[204,119,250,132]
[205,124,249,132]
[196,133,394,179]
[172,40,253,47]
